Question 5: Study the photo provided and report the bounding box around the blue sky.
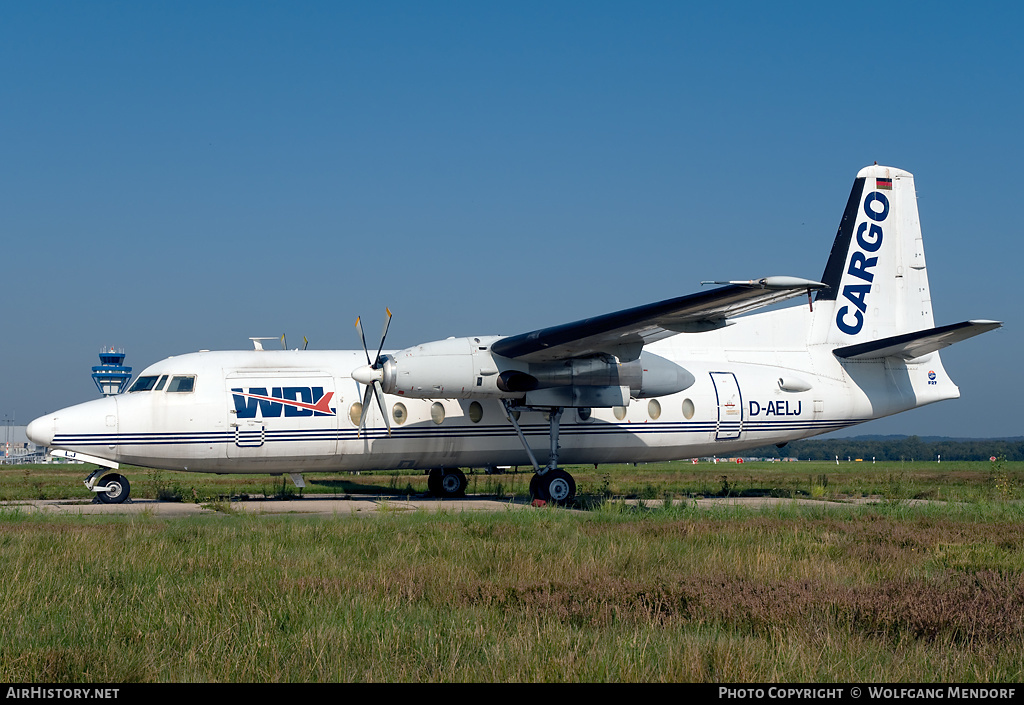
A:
[2,2,1019,437]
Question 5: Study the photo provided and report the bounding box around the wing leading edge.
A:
[491,276,826,363]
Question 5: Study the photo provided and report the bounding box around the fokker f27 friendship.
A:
[27,165,1001,504]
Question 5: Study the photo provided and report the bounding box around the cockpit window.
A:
[128,376,159,393]
[167,375,195,393]
[154,375,168,391]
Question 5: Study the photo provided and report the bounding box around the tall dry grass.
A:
[1,500,1022,682]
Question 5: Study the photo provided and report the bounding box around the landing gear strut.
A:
[503,401,576,505]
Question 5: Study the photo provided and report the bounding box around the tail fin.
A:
[811,165,933,346]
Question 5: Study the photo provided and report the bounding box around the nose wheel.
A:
[95,473,131,504]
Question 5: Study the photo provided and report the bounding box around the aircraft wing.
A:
[491,276,826,362]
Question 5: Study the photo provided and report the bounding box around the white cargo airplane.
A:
[27,165,1000,505]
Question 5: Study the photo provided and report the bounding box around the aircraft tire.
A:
[529,473,547,502]
[97,473,130,504]
[427,469,442,496]
[437,469,466,498]
[536,469,575,506]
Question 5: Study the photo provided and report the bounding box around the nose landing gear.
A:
[96,473,131,504]
[84,468,132,504]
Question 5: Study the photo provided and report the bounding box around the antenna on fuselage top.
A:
[249,337,281,351]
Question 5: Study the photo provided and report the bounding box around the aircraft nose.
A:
[26,414,55,447]
[26,397,119,451]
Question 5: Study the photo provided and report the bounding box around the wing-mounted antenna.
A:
[353,309,393,436]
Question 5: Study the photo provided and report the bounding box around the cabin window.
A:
[612,406,627,421]
[577,407,592,422]
[128,376,159,393]
[167,376,196,393]
[349,402,363,427]
[682,398,695,420]
[431,402,445,425]
[392,402,408,425]
[648,399,662,420]
[468,401,483,423]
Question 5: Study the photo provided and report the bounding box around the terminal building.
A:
[1,425,47,463]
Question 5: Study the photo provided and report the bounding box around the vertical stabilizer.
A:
[812,165,934,346]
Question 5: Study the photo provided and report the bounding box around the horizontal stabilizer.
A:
[833,320,1002,361]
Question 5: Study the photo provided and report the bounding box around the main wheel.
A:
[538,469,575,505]
[428,468,443,496]
[97,473,130,504]
[436,469,467,498]
[529,473,547,502]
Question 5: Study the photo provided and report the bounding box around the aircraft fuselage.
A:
[27,311,957,476]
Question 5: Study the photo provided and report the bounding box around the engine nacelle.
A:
[522,351,694,399]
[376,336,514,399]
[362,336,695,405]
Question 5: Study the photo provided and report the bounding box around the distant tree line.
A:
[745,436,1024,462]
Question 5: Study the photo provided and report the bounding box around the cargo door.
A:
[710,372,743,441]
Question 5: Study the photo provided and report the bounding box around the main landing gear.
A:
[428,468,468,498]
[426,402,578,506]
[503,401,577,506]
[529,468,576,505]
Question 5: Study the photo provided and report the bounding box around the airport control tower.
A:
[92,347,133,396]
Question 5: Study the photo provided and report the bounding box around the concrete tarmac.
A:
[1,494,911,517]
[2,495,534,517]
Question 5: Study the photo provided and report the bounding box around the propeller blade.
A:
[355,316,371,365]
[354,308,394,438]
[374,308,393,366]
[373,379,391,436]
[357,382,374,436]
[302,336,308,351]
[280,334,287,350]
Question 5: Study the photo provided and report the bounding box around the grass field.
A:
[2,458,1021,505]
[0,460,1022,682]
